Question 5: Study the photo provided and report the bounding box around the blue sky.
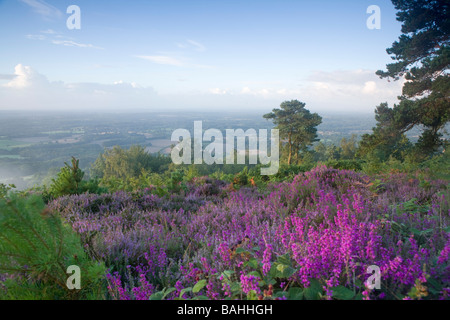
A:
[0,0,406,113]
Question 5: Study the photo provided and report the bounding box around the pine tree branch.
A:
[2,224,37,251]
[8,202,51,251]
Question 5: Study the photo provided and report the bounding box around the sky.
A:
[0,0,406,113]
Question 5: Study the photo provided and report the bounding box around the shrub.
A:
[0,194,106,299]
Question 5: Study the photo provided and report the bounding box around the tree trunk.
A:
[287,133,292,165]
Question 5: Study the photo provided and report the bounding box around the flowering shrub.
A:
[46,165,449,300]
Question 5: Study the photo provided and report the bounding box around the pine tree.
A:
[375,0,449,156]
[357,102,413,161]
[49,157,84,198]
[264,100,322,165]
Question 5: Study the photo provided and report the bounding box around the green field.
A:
[0,155,25,159]
[0,140,33,151]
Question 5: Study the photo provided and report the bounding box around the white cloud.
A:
[186,39,206,52]
[25,29,103,50]
[176,39,206,52]
[0,64,159,110]
[305,69,403,98]
[241,87,252,94]
[362,81,377,94]
[300,69,404,111]
[209,88,229,95]
[136,55,184,66]
[0,65,272,111]
[240,86,293,98]
[0,65,405,113]
[114,80,141,88]
[20,0,63,19]
[213,69,404,112]
[52,40,104,50]
[3,64,49,88]
[26,34,46,40]
[41,29,58,34]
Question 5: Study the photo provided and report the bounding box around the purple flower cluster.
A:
[240,273,261,295]
[49,166,449,300]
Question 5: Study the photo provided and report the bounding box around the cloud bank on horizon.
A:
[0,64,404,113]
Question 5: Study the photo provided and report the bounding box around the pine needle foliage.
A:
[49,157,84,198]
[0,194,106,300]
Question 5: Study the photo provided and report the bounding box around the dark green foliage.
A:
[325,159,363,171]
[81,178,108,195]
[48,157,105,199]
[374,0,449,156]
[357,102,413,162]
[271,163,315,181]
[0,194,106,299]
[339,134,358,160]
[91,145,171,180]
[49,157,84,198]
[232,166,249,187]
[91,145,171,192]
[168,169,186,193]
[331,285,355,300]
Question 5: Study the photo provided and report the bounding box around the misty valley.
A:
[0,110,378,189]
